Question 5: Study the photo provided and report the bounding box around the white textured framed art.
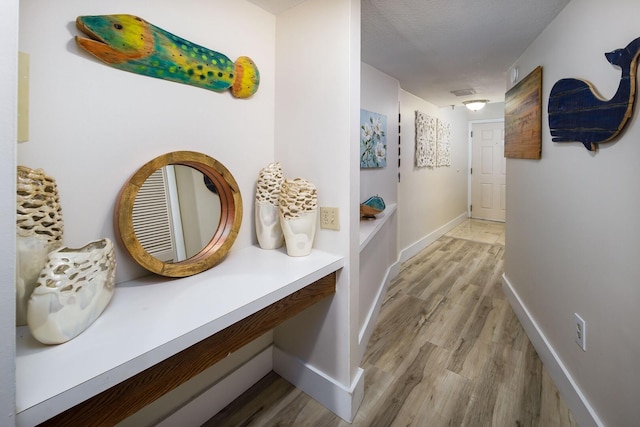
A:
[437,119,451,166]
[415,110,437,167]
[415,111,451,168]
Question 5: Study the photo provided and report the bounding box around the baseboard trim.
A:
[400,213,468,263]
[158,346,273,427]
[501,274,603,427]
[358,257,401,361]
[273,346,365,422]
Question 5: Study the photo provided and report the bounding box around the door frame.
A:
[467,118,505,219]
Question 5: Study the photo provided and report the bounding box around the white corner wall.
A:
[1,1,18,425]
[504,0,640,425]
[272,0,363,421]
[18,0,276,284]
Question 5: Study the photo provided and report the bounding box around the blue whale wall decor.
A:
[548,36,640,151]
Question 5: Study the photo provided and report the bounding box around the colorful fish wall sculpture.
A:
[75,14,259,99]
[548,36,640,151]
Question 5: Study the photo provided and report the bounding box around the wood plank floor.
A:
[204,220,577,427]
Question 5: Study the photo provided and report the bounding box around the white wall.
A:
[18,0,276,284]
[397,90,471,258]
[360,62,399,205]
[465,102,505,122]
[271,0,363,420]
[17,0,366,423]
[358,214,397,345]
[504,0,640,425]
[0,1,18,425]
[17,1,278,424]
[17,0,364,423]
[359,63,399,357]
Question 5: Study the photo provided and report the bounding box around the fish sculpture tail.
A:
[75,14,259,98]
[232,56,260,99]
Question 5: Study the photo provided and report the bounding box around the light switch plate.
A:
[320,207,339,230]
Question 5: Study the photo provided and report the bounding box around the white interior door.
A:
[471,121,506,222]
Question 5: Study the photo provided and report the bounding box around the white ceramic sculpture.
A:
[16,166,64,326]
[255,162,285,249]
[27,238,116,345]
[279,178,318,257]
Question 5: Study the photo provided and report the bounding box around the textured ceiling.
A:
[251,0,571,107]
[249,0,306,14]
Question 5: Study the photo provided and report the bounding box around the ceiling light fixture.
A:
[463,99,489,111]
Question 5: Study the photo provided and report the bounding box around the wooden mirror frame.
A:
[115,151,242,277]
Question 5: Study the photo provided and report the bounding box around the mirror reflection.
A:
[131,165,221,263]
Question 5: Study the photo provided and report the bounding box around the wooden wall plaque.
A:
[548,36,640,151]
[505,66,542,159]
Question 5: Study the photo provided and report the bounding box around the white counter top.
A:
[359,203,397,250]
[15,245,343,427]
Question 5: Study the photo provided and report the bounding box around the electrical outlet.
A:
[575,313,586,351]
[320,207,340,230]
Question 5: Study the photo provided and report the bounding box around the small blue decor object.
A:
[548,36,640,151]
[360,109,387,168]
[360,195,385,219]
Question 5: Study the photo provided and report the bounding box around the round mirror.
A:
[115,151,242,277]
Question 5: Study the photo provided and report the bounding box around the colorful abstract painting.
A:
[360,109,387,168]
[505,66,542,158]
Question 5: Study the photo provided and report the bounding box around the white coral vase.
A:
[255,201,284,249]
[16,166,64,326]
[280,211,318,256]
[27,238,116,345]
[279,178,317,257]
[255,162,284,249]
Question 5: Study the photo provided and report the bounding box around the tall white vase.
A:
[255,162,284,249]
[279,178,317,257]
[16,166,64,326]
[27,238,116,345]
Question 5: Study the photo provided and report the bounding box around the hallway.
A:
[205,220,576,426]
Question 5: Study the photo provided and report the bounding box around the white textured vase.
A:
[16,166,64,326]
[279,178,318,257]
[27,238,116,345]
[255,162,284,249]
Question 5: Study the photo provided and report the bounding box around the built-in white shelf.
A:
[15,245,343,427]
[359,203,397,251]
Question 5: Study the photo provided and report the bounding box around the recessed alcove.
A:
[13,1,365,425]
